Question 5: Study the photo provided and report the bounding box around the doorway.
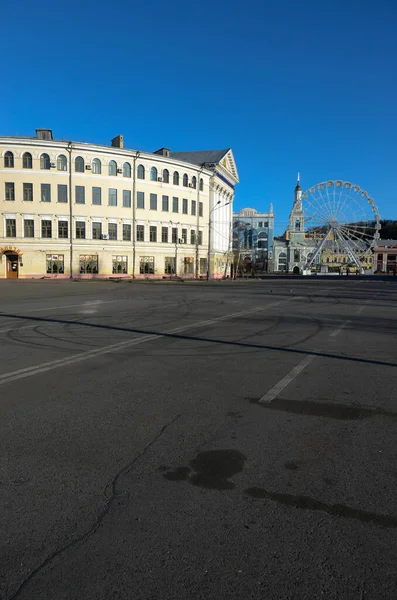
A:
[5,253,19,278]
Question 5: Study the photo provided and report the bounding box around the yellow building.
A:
[0,130,238,279]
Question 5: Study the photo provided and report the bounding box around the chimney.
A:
[154,147,170,157]
[36,129,53,141]
[111,134,124,148]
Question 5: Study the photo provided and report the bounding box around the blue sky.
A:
[1,0,396,233]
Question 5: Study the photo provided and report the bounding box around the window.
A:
[150,226,157,242]
[184,257,194,274]
[123,162,131,177]
[295,219,300,231]
[278,252,287,272]
[123,224,131,241]
[4,151,14,168]
[172,227,177,243]
[182,228,187,244]
[75,156,84,172]
[190,230,196,244]
[140,256,154,274]
[57,155,67,171]
[24,219,35,238]
[182,198,188,214]
[258,221,263,227]
[92,158,101,174]
[41,184,51,202]
[76,221,86,239]
[92,222,102,240]
[75,186,85,204]
[5,182,15,201]
[150,166,158,181]
[23,152,32,169]
[58,221,68,239]
[108,189,117,206]
[191,200,196,216]
[6,219,16,237]
[47,254,64,274]
[123,190,131,207]
[192,176,197,189]
[163,169,169,183]
[137,164,145,179]
[199,178,204,191]
[162,195,169,211]
[172,197,179,212]
[112,255,128,274]
[264,221,269,227]
[183,174,188,187]
[41,220,52,238]
[173,171,179,185]
[40,154,51,170]
[136,224,144,241]
[58,184,67,203]
[199,202,203,217]
[165,257,175,274]
[198,230,203,245]
[199,257,207,274]
[137,191,145,209]
[162,227,168,243]
[150,193,157,210]
[92,187,101,205]
[108,160,117,176]
[79,255,98,274]
[294,250,300,262]
[108,223,117,240]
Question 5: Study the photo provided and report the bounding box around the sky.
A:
[1,0,396,234]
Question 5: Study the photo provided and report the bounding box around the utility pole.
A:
[67,141,73,279]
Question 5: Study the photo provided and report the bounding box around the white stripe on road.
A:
[0,299,118,316]
[258,354,316,404]
[329,320,351,337]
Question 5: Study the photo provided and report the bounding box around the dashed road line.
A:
[329,320,351,337]
[258,354,316,404]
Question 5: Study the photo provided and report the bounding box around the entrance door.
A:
[6,254,19,279]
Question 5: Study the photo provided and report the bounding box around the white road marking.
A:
[0,299,118,315]
[258,354,316,404]
[0,297,300,386]
[329,320,351,337]
[0,324,38,334]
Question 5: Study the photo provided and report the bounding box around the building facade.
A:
[0,130,238,279]
[374,240,397,273]
[232,206,275,272]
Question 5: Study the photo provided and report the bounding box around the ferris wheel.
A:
[301,180,381,272]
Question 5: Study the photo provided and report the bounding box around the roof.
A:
[376,240,397,247]
[169,149,230,166]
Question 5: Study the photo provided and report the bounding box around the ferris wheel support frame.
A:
[334,228,364,273]
[304,228,332,270]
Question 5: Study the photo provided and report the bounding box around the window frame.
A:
[183,174,189,187]
[163,169,169,183]
[173,171,179,185]
[58,220,68,239]
[137,164,145,180]
[75,185,85,204]
[123,190,131,208]
[92,158,101,174]
[108,160,117,176]
[92,186,102,205]
[23,152,32,169]
[150,193,157,211]
[40,153,51,170]
[75,221,86,239]
[123,223,132,241]
[6,218,16,237]
[108,223,118,240]
[172,197,179,213]
[41,183,51,203]
[123,162,131,178]
[92,222,102,240]
[57,154,67,171]
[137,191,145,209]
[4,151,14,168]
[149,225,157,242]
[5,182,15,201]
[41,219,52,238]
[161,226,168,243]
[182,198,188,214]
[136,224,144,242]
[75,156,84,172]
[108,188,117,207]
[150,166,158,181]
[24,219,35,238]
[57,184,67,203]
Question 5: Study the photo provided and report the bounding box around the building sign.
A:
[0,245,23,256]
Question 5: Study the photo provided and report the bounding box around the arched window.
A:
[57,154,67,171]
[4,151,14,168]
[192,176,197,189]
[173,171,179,185]
[163,169,169,183]
[199,178,204,191]
[137,164,145,179]
[123,162,131,177]
[183,173,188,187]
[108,160,117,176]
[257,231,268,249]
[92,158,101,174]
[41,153,51,170]
[75,156,84,172]
[23,152,32,169]
[150,166,158,181]
[295,219,300,231]
[278,252,287,272]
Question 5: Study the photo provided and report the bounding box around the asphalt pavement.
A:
[1,278,397,600]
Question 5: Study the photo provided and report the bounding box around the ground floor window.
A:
[112,255,128,274]
[199,258,208,274]
[278,252,287,272]
[140,256,154,274]
[165,257,176,274]
[80,254,98,274]
[47,254,64,274]
[184,257,194,274]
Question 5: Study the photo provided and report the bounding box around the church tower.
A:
[289,173,305,243]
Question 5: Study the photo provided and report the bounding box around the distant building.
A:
[374,240,397,273]
[232,206,274,272]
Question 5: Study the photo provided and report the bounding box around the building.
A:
[0,130,238,279]
[232,206,275,272]
[374,240,397,273]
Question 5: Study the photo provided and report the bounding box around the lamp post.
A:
[207,200,230,281]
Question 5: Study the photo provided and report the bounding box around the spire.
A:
[269,202,273,213]
[295,172,301,192]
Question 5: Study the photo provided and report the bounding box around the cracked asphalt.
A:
[1,278,397,599]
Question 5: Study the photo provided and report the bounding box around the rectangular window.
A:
[190,230,196,244]
[57,184,67,203]
[258,221,263,227]
[123,223,131,241]
[137,191,145,209]
[92,187,102,205]
[150,226,157,242]
[136,224,144,241]
[172,197,179,213]
[162,226,168,243]
[199,202,203,217]
[150,193,157,210]
[6,218,16,237]
[112,255,128,274]
[46,254,64,274]
[294,250,300,262]
[75,185,85,204]
[123,190,131,208]
[23,183,33,202]
[5,182,15,201]
[182,228,187,244]
[199,257,207,274]
[41,220,52,238]
[172,227,177,244]
[165,257,176,274]
[92,222,102,240]
[79,255,98,274]
[182,198,188,214]
[108,189,117,206]
[162,195,169,211]
[76,221,86,239]
[191,200,196,216]
[140,256,154,274]
[58,220,68,239]
[184,257,194,274]
[108,223,117,240]
[24,219,34,238]
[198,230,203,245]
[41,184,51,202]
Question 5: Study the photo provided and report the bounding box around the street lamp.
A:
[207,200,230,281]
